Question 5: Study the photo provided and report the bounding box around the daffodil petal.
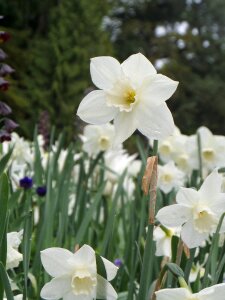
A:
[90,56,121,90]
[155,288,191,300]
[101,256,118,281]
[199,283,225,299]
[156,204,190,227]
[199,169,222,200]
[113,111,137,145]
[64,292,90,300]
[181,220,208,248]
[40,248,74,277]
[96,274,117,300]
[141,74,178,106]
[77,90,118,125]
[137,102,174,140]
[121,53,156,86]
[40,276,71,299]
[70,244,96,275]
[176,187,199,207]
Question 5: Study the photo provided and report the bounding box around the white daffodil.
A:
[156,169,225,248]
[153,226,180,257]
[40,244,118,300]
[158,161,185,194]
[4,295,23,300]
[155,283,225,300]
[189,262,205,283]
[197,126,225,170]
[157,126,181,163]
[81,123,117,156]
[77,53,178,145]
[6,231,23,270]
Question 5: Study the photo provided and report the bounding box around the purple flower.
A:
[0,49,7,60]
[0,64,14,77]
[0,77,9,91]
[114,259,122,268]
[19,177,33,189]
[0,31,10,43]
[4,118,19,133]
[0,129,11,143]
[0,101,12,115]
[36,186,47,197]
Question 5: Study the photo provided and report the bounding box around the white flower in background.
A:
[68,194,76,216]
[158,161,185,194]
[81,123,117,156]
[157,126,181,163]
[77,53,178,145]
[189,262,205,283]
[197,126,225,170]
[156,170,225,248]
[153,226,180,257]
[4,295,23,300]
[6,231,23,270]
[155,283,225,300]
[3,132,33,165]
[104,150,137,183]
[40,244,118,300]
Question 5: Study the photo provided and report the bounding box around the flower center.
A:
[176,154,188,169]
[98,136,110,151]
[71,268,96,295]
[159,143,172,156]
[106,79,137,112]
[124,90,136,105]
[161,173,173,184]
[193,207,217,233]
[202,148,214,161]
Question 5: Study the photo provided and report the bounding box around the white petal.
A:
[156,204,191,227]
[70,244,96,275]
[40,248,74,277]
[155,288,191,300]
[199,169,222,201]
[101,257,118,281]
[77,90,117,125]
[64,293,91,300]
[96,275,117,300]
[136,102,174,140]
[181,220,208,248]
[90,56,121,90]
[121,53,156,86]
[176,187,199,207]
[199,283,225,299]
[113,111,137,145]
[140,74,178,106]
[40,276,71,299]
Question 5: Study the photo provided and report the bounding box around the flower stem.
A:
[138,140,158,300]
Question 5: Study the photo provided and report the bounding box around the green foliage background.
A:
[1,0,225,140]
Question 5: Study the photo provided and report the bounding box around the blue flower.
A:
[114,259,122,268]
[36,186,47,197]
[19,177,33,189]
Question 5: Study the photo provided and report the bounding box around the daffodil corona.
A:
[77,53,179,145]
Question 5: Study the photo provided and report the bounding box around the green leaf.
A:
[0,147,13,176]
[0,262,14,300]
[0,174,9,249]
[166,263,184,278]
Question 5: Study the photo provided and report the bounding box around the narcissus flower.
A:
[6,231,23,270]
[80,123,117,156]
[156,169,225,248]
[155,283,225,300]
[158,161,185,194]
[40,244,118,299]
[77,53,178,145]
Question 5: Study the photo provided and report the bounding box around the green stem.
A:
[138,140,158,299]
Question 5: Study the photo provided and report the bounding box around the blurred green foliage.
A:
[1,0,225,140]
